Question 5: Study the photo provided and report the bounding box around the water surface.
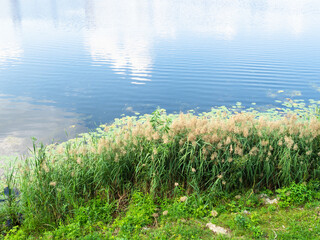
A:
[1,0,320,157]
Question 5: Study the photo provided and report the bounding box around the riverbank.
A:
[3,187,320,239]
[1,100,320,239]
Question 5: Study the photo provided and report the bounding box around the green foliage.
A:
[276,182,314,208]
[3,226,21,240]
[72,197,115,226]
[150,108,171,134]
[234,213,264,238]
[3,190,320,239]
[14,103,320,230]
[215,191,264,214]
[81,232,105,240]
[4,100,320,238]
[141,220,214,240]
[1,163,22,231]
[48,222,82,239]
[112,191,157,237]
[267,205,276,212]
[159,193,210,220]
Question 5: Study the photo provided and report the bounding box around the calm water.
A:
[1,0,320,157]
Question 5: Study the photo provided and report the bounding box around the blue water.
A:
[0,0,320,155]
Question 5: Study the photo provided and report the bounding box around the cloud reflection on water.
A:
[0,0,317,77]
[0,95,86,157]
[0,0,22,67]
[83,0,318,84]
[84,0,154,84]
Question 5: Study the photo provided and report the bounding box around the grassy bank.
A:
[1,100,320,239]
[3,187,320,239]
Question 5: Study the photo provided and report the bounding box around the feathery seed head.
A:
[235,146,243,156]
[124,132,130,141]
[49,182,57,187]
[211,152,218,160]
[229,145,233,153]
[163,135,169,144]
[225,137,231,145]
[180,196,187,202]
[57,146,64,154]
[152,132,160,141]
[153,149,158,155]
[284,136,294,149]
[187,132,196,143]
[42,163,49,173]
[249,147,258,156]
[77,158,82,165]
[261,140,269,147]
[202,147,208,156]
[211,210,218,217]
[242,127,249,137]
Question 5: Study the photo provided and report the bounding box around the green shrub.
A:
[276,183,314,208]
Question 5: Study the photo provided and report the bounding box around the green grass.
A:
[1,99,320,238]
[2,189,320,239]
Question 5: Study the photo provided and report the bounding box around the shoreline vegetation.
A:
[1,99,320,239]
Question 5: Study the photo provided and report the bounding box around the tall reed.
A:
[14,102,320,229]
